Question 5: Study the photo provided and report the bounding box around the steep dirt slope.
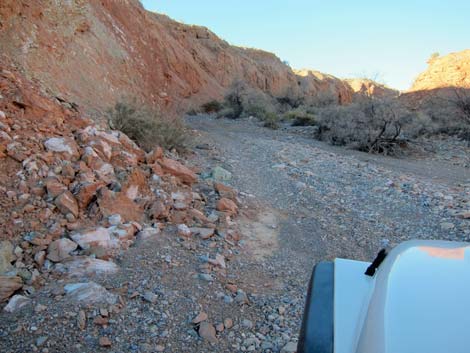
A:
[0,0,353,117]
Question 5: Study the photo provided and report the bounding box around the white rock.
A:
[58,257,119,276]
[177,224,191,237]
[44,137,74,155]
[71,227,119,250]
[4,295,31,313]
[136,227,160,242]
[64,282,117,304]
[108,214,122,226]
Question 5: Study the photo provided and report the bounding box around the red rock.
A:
[224,318,233,329]
[192,311,208,324]
[75,182,104,209]
[198,322,217,343]
[146,147,164,164]
[45,177,68,198]
[47,238,78,262]
[122,168,147,201]
[214,183,237,201]
[151,163,164,176]
[216,198,238,215]
[149,201,170,220]
[159,158,197,185]
[99,336,112,347]
[55,191,79,217]
[97,189,144,223]
[0,276,23,302]
[94,316,109,326]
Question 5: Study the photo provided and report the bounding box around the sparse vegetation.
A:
[107,100,187,152]
[315,97,420,155]
[201,100,223,113]
[261,112,280,129]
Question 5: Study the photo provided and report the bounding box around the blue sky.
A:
[141,0,469,90]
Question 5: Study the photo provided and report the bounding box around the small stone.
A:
[224,318,233,329]
[216,198,238,215]
[281,341,298,353]
[77,310,86,330]
[212,166,232,181]
[235,290,249,305]
[198,322,217,343]
[440,222,455,230]
[34,251,46,267]
[215,323,225,332]
[177,224,191,238]
[198,273,214,282]
[242,319,253,329]
[143,291,158,304]
[99,336,112,347]
[192,311,208,324]
[108,214,122,226]
[155,345,165,352]
[36,336,48,347]
[35,304,47,313]
[190,227,215,240]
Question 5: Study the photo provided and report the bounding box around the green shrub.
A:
[201,100,223,113]
[107,100,187,152]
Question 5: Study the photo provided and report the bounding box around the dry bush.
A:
[316,97,421,155]
[107,100,187,152]
[201,100,223,113]
[261,111,280,129]
[419,88,470,141]
[222,80,278,120]
[283,109,316,126]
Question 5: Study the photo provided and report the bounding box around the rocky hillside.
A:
[0,0,355,117]
[410,50,470,91]
[0,57,243,307]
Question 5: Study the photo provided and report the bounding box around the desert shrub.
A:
[107,100,187,152]
[261,112,280,129]
[223,80,278,120]
[283,109,316,126]
[315,98,421,155]
[201,100,223,113]
[419,88,470,141]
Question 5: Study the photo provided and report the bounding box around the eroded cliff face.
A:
[410,50,470,92]
[0,0,354,117]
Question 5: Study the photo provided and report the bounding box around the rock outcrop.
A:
[0,0,351,116]
[410,50,470,92]
[294,70,353,104]
[345,78,399,98]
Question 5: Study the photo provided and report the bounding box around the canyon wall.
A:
[0,0,354,117]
